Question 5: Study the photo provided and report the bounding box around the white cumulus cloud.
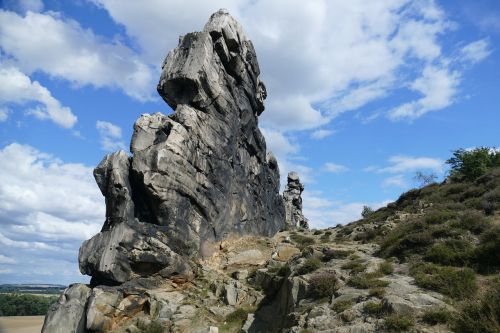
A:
[0,64,77,128]
[0,10,155,101]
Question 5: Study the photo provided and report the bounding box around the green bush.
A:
[347,273,389,289]
[452,279,500,333]
[0,293,58,316]
[322,249,353,261]
[452,211,490,234]
[363,301,385,317]
[290,234,315,248]
[425,210,457,224]
[221,308,250,332]
[297,257,321,275]
[341,259,366,273]
[447,147,500,181]
[313,230,323,235]
[384,314,415,332]
[369,287,386,298]
[308,271,339,299]
[331,299,354,313]
[473,225,500,274]
[378,261,394,275]
[422,308,452,325]
[410,263,477,300]
[424,239,473,267]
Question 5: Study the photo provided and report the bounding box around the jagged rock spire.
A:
[283,171,309,229]
[78,9,285,286]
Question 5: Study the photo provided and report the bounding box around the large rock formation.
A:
[283,172,309,230]
[77,9,285,286]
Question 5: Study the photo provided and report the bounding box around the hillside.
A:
[39,9,499,333]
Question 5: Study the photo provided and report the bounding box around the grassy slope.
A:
[336,167,500,332]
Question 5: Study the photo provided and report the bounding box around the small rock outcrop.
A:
[283,172,309,229]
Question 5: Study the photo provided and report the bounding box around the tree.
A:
[446,147,500,181]
[361,205,374,218]
[413,171,438,188]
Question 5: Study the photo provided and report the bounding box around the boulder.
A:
[79,221,193,284]
[41,284,91,333]
[283,172,309,229]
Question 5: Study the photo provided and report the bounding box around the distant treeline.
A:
[0,293,59,316]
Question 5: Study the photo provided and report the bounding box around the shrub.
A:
[453,211,490,234]
[322,249,353,261]
[410,263,477,300]
[137,320,164,333]
[424,239,473,267]
[347,273,389,289]
[297,257,321,275]
[290,234,315,248]
[452,279,500,333]
[473,225,500,274]
[221,308,249,331]
[369,287,386,298]
[425,210,456,225]
[341,259,366,273]
[384,314,415,332]
[378,261,394,275]
[353,229,377,242]
[313,230,323,235]
[363,301,386,317]
[361,205,374,218]
[332,299,354,313]
[308,271,339,299]
[422,308,452,325]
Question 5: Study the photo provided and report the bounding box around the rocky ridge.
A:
[283,172,309,230]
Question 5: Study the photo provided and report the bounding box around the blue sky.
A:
[0,0,498,284]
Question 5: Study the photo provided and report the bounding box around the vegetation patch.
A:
[341,259,366,273]
[424,239,474,267]
[422,307,452,325]
[290,234,315,249]
[322,249,353,261]
[137,320,164,333]
[221,308,250,332]
[368,287,386,298]
[331,299,354,313]
[384,314,415,332]
[378,260,394,275]
[410,263,477,300]
[452,278,500,333]
[0,293,58,316]
[347,273,389,289]
[363,301,386,317]
[308,271,339,299]
[297,257,321,275]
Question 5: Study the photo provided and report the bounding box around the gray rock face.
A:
[41,284,91,333]
[79,221,193,284]
[283,172,309,229]
[78,9,285,285]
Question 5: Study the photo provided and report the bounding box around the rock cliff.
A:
[77,9,285,286]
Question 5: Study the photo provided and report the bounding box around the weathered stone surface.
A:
[41,284,91,333]
[79,221,193,284]
[283,172,309,229]
[79,8,285,285]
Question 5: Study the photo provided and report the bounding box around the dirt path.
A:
[0,316,44,333]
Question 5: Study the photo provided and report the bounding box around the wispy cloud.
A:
[459,39,492,64]
[377,155,444,174]
[311,129,335,140]
[96,120,126,152]
[324,162,349,173]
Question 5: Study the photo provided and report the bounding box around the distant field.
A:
[0,316,44,333]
